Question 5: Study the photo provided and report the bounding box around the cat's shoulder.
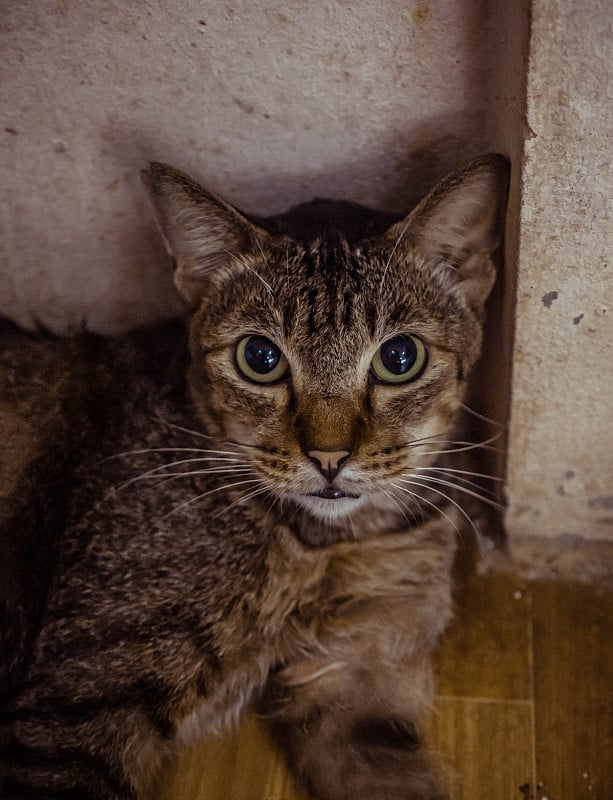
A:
[0,316,189,699]
[0,315,188,391]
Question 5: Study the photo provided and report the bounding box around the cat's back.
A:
[0,318,188,699]
[1,320,93,698]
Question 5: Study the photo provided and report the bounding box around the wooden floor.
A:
[148,572,613,800]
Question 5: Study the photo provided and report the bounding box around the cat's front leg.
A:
[263,630,449,799]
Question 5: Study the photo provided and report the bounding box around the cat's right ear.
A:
[141,162,261,306]
[383,154,510,320]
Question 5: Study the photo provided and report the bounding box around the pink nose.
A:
[308,450,350,482]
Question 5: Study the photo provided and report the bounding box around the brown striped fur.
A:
[0,154,508,799]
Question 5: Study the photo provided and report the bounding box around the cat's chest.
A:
[175,520,454,745]
[171,526,328,744]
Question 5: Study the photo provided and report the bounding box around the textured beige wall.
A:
[505,0,613,542]
[1,0,503,333]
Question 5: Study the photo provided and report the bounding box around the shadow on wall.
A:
[122,110,493,215]
[75,107,496,335]
[1,0,506,335]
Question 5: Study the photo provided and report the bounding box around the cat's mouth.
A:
[308,487,361,500]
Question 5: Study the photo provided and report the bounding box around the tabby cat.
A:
[0,153,509,799]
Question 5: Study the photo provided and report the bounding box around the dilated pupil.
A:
[380,336,417,374]
[244,336,280,374]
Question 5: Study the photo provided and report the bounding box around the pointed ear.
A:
[388,154,510,317]
[141,162,262,306]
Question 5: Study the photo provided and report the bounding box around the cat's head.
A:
[142,155,509,543]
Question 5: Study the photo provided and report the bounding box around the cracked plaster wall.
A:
[505,0,613,543]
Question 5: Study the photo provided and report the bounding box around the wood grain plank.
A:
[437,573,533,700]
[429,697,534,800]
[531,581,613,800]
[151,717,308,800]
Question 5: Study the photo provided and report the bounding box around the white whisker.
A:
[146,456,245,467]
[120,467,253,494]
[413,468,500,497]
[396,477,482,540]
[213,483,272,519]
[285,247,291,294]
[402,473,503,510]
[151,416,217,442]
[160,478,263,521]
[411,432,502,457]
[149,415,274,454]
[414,465,504,482]
[112,465,253,494]
[347,511,358,542]
[460,403,505,428]
[111,456,249,491]
[379,218,412,291]
[381,487,416,526]
[108,447,244,460]
[231,250,275,297]
[390,481,460,535]
[265,490,281,517]
[131,467,252,482]
[404,431,454,447]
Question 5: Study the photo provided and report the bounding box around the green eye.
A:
[236,336,289,384]
[371,335,428,384]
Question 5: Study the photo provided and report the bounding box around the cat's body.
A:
[0,155,509,799]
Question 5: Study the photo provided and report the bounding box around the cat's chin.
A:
[283,490,413,547]
[293,492,365,522]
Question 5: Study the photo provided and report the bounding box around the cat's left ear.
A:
[142,162,266,306]
[388,154,510,318]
